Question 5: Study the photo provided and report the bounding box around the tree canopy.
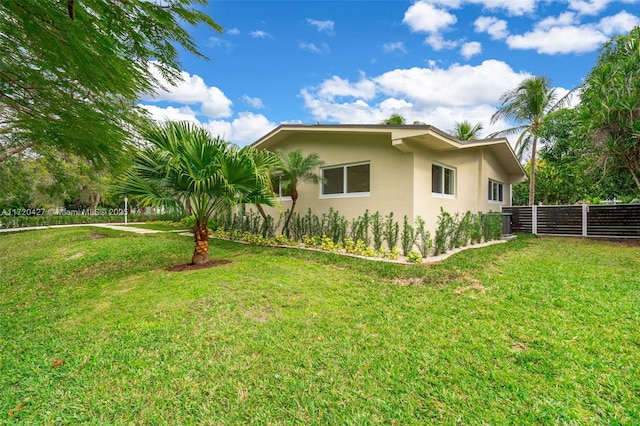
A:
[450,120,483,141]
[0,0,221,165]
[490,76,569,205]
[118,121,278,264]
[580,26,640,191]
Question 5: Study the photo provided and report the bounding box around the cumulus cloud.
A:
[205,113,277,146]
[403,1,457,33]
[140,65,233,118]
[307,18,335,34]
[383,41,407,53]
[474,16,509,39]
[415,0,536,16]
[597,11,640,34]
[568,0,614,15]
[460,41,482,59]
[316,75,377,101]
[139,105,201,124]
[300,59,549,137]
[506,11,640,54]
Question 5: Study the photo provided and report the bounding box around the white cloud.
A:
[426,33,458,50]
[506,10,640,55]
[250,30,272,38]
[139,105,201,124]
[241,95,265,109]
[307,18,335,34]
[205,113,277,146]
[568,0,614,15]
[316,75,377,101]
[140,66,233,118]
[383,41,407,53]
[461,41,482,59]
[403,1,457,34]
[226,28,240,35]
[300,59,550,138]
[417,0,536,16]
[299,41,330,54]
[597,11,640,34]
[474,16,509,39]
[535,12,578,30]
[470,0,537,16]
[374,60,529,107]
[507,26,608,54]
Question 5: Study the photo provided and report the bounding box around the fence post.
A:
[582,204,588,237]
[532,205,537,235]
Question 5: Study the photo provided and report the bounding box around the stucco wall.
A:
[259,132,415,224]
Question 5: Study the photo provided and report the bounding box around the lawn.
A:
[1,228,638,424]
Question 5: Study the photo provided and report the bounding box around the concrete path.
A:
[0,223,167,234]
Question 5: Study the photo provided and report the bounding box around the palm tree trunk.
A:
[192,220,210,265]
[529,135,538,206]
[281,189,298,236]
[256,204,268,222]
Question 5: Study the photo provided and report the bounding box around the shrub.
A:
[406,250,423,264]
[414,216,432,258]
[384,212,399,250]
[401,215,416,256]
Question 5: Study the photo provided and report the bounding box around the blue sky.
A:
[138,0,640,146]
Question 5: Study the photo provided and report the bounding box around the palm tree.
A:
[118,121,278,264]
[450,120,483,141]
[381,114,406,125]
[490,76,569,205]
[272,149,324,236]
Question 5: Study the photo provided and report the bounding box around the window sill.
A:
[320,192,371,199]
[432,192,455,199]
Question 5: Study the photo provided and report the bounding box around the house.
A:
[252,124,527,234]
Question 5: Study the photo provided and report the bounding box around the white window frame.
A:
[431,162,456,198]
[320,161,371,198]
[488,179,504,203]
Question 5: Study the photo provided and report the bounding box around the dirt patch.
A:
[166,259,232,272]
[393,277,425,286]
[91,232,109,239]
[454,280,487,295]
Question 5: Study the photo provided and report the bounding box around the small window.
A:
[488,179,504,202]
[432,163,455,196]
[272,178,290,197]
[322,162,370,196]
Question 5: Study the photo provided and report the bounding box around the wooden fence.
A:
[502,204,640,238]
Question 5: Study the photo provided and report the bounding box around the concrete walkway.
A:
[0,223,167,234]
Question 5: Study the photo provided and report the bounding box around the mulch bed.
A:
[166,259,232,272]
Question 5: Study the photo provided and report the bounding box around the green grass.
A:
[122,221,187,231]
[1,228,639,424]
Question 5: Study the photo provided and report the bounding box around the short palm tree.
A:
[118,121,278,264]
[490,76,569,205]
[381,114,406,125]
[450,120,483,140]
[272,149,324,236]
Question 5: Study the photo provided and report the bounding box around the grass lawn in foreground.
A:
[1,228,639,424]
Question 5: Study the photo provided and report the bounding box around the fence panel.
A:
[502,206,532,233]
[587,205,640,237]
[503,204,640,238]
[537,206,583,236]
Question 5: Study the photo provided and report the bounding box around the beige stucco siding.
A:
[479,147,514,212]
[260,132,415,222]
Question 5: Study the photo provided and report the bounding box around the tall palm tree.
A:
[450,120,483,141]
[272,149,324,236]
[118,121,278,264]
[490,76,569,205]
